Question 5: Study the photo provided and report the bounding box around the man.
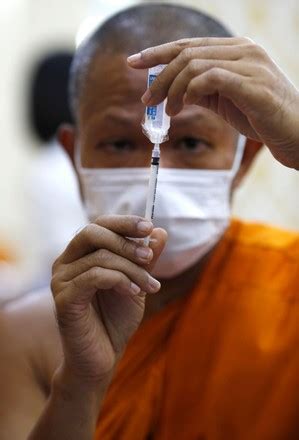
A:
[1,4,299,439]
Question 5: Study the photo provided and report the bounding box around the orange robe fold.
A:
[95,220,299,440]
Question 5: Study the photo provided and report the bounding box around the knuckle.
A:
[87,266,102,281]
[197,37,210,48]
[81,224,96,241]
[241,43,255,58]
[86,223,106,245]
[254,44,267,59]
[255,65,272,83]
[130,215,145,226]
[207,67,220,84]
[188,79,197,95]
[96,248,113,264]
[71,275,82,291]
[207,67,223,83]
[176,38,191,48]
[118,236,133,256]
[240,36,255,45]
[187,59,200,76]
[180,47,193,63]
[51,256,60,275]
[50,274,60,295]
[94,214,106,225]
[51,261,68,289]
[115,271,126,287]
[243,41,266,58]
[260,83,278,107]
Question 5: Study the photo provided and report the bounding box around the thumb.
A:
[147,227,168,272]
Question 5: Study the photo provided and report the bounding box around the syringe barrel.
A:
[142,65,171,144]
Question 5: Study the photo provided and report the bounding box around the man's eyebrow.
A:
[173,112,204,125]
[96,108,217,130]
[101,111,139,126]
[172,111,224,132]
[171,112,220,131]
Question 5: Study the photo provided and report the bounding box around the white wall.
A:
[0,0,88,269]
[0,0,298,282]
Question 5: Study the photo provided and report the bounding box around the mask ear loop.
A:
[230,134,247,177]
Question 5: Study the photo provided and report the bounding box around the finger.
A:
[59,216,153,264]
[147,227,168,273]
[127,37,248,68]
[141,45,245,106]
[166,60,251,116]
[62,247,153,280]
[54,268,143,315]
[58,249,160,295]
[94,215,153,236]
[185,67,250,108]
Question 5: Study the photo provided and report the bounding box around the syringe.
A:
[143,143,160,245]
[142,65,171,245]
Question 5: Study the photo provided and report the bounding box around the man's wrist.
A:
[28,364,112,440]
[51,364,112,413]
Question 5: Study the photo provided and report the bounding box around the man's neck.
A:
[143,252,211,320]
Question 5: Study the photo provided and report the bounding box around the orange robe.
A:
[95,220,299,440]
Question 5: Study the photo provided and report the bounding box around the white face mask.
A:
[77,135,246,279]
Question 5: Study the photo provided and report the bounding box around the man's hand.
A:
[128,37,299,169]
[51,215,167,390]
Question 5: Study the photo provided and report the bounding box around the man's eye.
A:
[175,137,212,153]
[96,140,135,152]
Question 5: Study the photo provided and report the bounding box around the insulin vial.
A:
[142,64,171,145]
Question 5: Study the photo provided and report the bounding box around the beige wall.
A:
[0,0,298,277]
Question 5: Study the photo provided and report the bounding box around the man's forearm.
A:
[28,367,110,440]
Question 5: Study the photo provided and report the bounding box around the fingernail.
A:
[127,53,141,64]
[137,220,153,232]
[136,246,152,260]
[166,102,181,116]
[130,282,141,295]
[165,103,171,116]
[148,275,161,292]
[141,89,152,105]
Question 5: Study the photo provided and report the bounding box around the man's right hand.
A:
[51,215,167,390]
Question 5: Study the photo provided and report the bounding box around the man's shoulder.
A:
[2,288,56,338]
[1,288,62,387]
[229,219,299,258]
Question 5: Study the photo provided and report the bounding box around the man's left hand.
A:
[128,37,299,169]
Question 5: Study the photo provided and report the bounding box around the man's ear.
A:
[232,138,263,189]
[57,123,76,166]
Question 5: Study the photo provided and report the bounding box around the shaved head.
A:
[69,3,232,119]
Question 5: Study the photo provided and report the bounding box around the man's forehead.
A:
[80,54,147,119]
[87,54,147,94]
[80,54,237,139]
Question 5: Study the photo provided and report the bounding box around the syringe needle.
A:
[144,143,160,246]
